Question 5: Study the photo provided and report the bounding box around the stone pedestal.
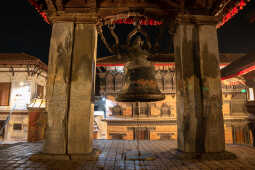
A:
[42,22,97,157]
[174,15,225,153]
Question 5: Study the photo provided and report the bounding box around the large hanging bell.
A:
[116,52,165,102]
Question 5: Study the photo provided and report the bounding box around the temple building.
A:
[0,53,47,142]
[95,53,253,144]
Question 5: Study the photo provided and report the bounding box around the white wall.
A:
[0,67,47,142]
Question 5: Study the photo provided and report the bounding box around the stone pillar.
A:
[174,15,225,154]
[43,23,97,156]
[246,101,255,147]
[68,24,97,154]
[44,22,74,154]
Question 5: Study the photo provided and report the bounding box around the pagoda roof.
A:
[28,0,250,27]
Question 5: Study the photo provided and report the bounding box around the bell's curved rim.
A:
[116,93,165,102]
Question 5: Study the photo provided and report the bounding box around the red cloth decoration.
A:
[113,17,162,26]
[217,0,247,28]
[28,0,50,24]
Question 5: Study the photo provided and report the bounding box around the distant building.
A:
[96,53,253,144]
[0,53,47,142]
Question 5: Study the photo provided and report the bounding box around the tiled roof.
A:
[0,53,47,71]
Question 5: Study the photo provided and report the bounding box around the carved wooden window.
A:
[115,73,123,91]
[132,103,139,116]
[37,85,44,98]
[133,102,150,116]
[158,133,172,140]
[110,133,124,140]
[99,75,106,95]
[13,123,22,130]
[155,71,163,91]
[163,73,171,91]
[0,83,11,106]
[133,128,150,140]
[0,120,5,137]
[230,93,247,114]
[105,73,114,92]
[160,103,171,116]
[232,126,252,144]
[171,72,176,89]
[111,105,122,116]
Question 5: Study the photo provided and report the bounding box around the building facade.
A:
[96,58,252,144]
[0,53,47,142]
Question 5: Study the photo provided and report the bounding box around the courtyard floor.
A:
[0,140,255,170]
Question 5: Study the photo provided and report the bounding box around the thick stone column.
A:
[44,22,74,154]
[68,24,97,154]
[43,22,97,156]
[174,15,225,154]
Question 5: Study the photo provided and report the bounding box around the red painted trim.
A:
[28,0,49,24]
[221,65,255,80]
[113,18,162,26]
[217,0,248,28]
[96,64,124,66]
[96,63,229,67]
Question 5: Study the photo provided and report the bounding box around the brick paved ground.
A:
[0,140,255,170]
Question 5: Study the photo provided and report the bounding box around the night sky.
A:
[0,0,254,64]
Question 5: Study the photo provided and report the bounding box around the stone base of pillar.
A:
[29,148,100,161]
[174,150,237,160]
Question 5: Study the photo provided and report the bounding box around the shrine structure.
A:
[28,0,252,160]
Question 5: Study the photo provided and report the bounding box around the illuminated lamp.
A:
[19,82,24,86]
[241,89,247,93]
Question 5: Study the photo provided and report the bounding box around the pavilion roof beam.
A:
[243,71,255,87]
[160,0,181,9]
[221,52,255,80]
[97,25,114,54]
[213,0,232,16]
[210,0,224,16]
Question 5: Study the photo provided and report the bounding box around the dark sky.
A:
[0,0,254,64]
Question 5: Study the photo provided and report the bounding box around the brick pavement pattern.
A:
[0,140,255,170]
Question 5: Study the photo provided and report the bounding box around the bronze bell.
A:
[116,36,165,102]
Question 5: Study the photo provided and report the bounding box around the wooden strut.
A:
[127,26,139,46]
[10,66,15,77]
[26,65,31,77]
[31,65,40,76]
[108,24,119,50]
[97,25,114,54]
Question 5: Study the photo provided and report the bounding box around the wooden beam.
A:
[97,25,114,54]
[221,53,255,80]
[164,0,181,8]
